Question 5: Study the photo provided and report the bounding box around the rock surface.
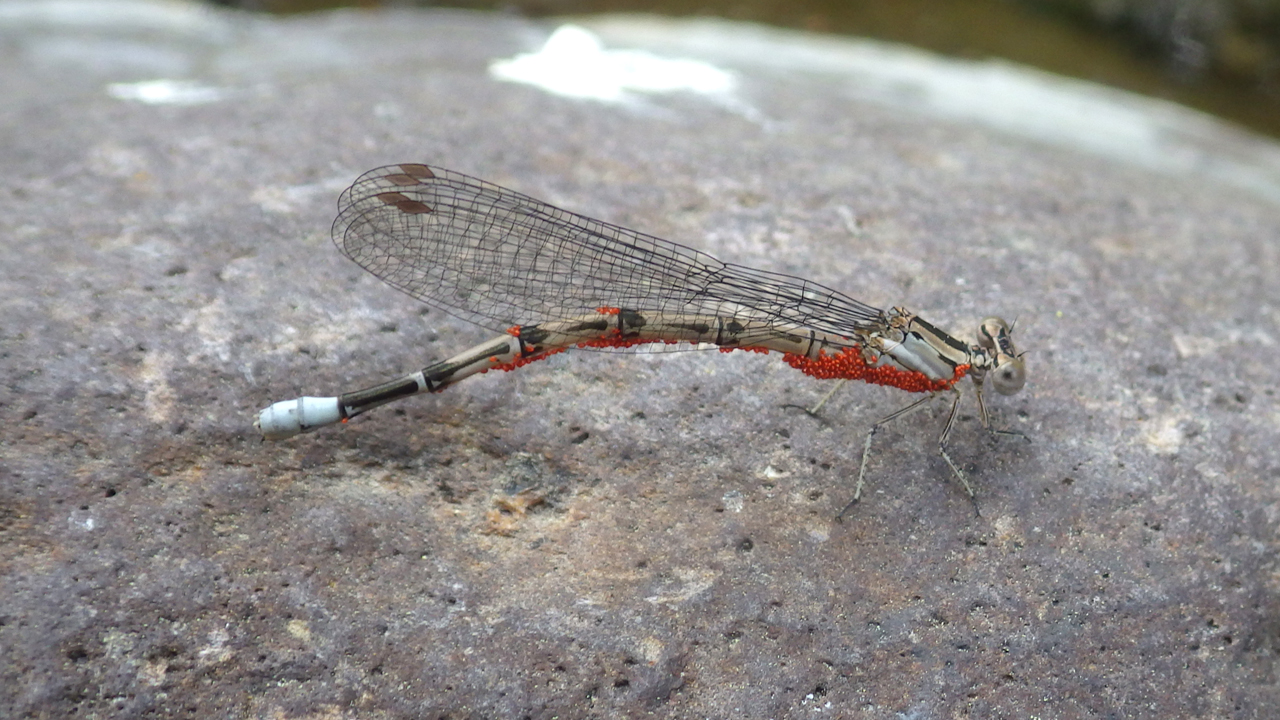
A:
[2,2,1279,718]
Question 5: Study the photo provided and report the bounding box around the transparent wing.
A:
[332,164,886,343]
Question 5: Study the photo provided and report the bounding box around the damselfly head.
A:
[978,316,1025,395]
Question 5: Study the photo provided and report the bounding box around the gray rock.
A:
[2,2,1278,717]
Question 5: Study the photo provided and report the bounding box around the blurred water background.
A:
[218,0,1280,140]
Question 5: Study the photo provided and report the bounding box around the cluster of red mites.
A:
[484,346,567,373]
[486,320,665,374]
[782,346,967,393]
[486,320,966,394]
[578,336,665,350]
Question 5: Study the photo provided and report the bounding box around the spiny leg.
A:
[973,384,1030,444]
[931,388,982,517]
[837,391,946,520]
[782,378,849,418]
[806,378,848,416]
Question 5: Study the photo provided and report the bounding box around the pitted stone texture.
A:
[2,3,1278,718]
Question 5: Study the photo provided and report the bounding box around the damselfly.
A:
[257,164,1027,510]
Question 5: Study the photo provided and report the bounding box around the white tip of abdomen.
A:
[255,397,342,440]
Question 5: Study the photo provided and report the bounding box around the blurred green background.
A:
[219,0,1280,141]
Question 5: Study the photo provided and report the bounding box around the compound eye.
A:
[991,354,1026,395]
[978,316,1013,352]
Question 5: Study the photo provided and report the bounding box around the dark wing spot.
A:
[397,164,435,180]
[376,192,432,214]
[384,173,425,186]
